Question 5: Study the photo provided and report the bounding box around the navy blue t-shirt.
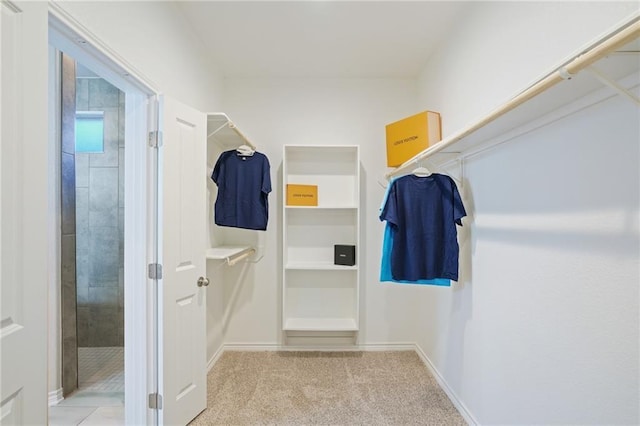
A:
[211,150,272,231]
[380,173,466,281]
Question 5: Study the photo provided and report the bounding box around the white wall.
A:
[56,1,224,112]
[415,2,639,424]
[418,1,638,135]
[218,78,426,346]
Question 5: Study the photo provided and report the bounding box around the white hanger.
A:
[412,166,431,177]
[412,159,431,177]
[236,144,255,156]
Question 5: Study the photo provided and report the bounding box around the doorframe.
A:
[48,4,159,424]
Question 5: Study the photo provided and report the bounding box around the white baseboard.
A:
[207,342,418,370]
[222,342,417,352]
[413,344,478,426]
[48,388,64,406]
[207,344,225,372]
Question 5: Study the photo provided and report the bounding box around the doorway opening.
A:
[73,60,126,399]
[49,53,126,425]
[47,8,158,425]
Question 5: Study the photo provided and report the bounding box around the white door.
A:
[158,96,207,425]
[0,1,49,424]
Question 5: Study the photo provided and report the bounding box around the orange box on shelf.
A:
[286,184,318,206]
[385,110,442,167]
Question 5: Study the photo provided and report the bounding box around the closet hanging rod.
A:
[227,248,256,266]
[385,18,640,179]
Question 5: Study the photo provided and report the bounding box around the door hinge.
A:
[148,130,163,148]
[148,263,163,280]
[148,393,163,410]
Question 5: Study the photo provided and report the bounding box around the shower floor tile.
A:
[78,346,124,392]
[52,347,124,425]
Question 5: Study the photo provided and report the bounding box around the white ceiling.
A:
[178,1,467,78]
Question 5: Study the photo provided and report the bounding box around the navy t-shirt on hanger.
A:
[211,149,272,231]
[380,173,466,281]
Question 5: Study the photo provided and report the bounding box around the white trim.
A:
[207,345,225,372]
[48,1,158,94]
[47,45,63,405]
[48,389,64,407]
[413,344,478,426]
[219,342,417,352]
[123,91,153,426]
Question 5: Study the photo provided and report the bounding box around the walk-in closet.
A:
[1,2,638,425]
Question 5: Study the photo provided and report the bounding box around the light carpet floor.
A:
[190,351,465,425]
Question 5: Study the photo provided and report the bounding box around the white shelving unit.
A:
[282,145,360,332]
[206,113,258,265]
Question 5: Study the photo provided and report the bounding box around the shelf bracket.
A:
[586,65,640,106]
[207,121,230,139]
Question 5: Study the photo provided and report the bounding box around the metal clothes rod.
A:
[227,248,256,266]
[227,122,257,151]
[385,19,640,179]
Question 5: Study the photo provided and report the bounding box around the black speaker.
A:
[334,245,356,266]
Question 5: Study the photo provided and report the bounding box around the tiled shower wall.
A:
[76,77,125,347]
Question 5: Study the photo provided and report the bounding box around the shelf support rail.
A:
[385,18,640,180]
[207,114,257,150]
[585,65,640,106]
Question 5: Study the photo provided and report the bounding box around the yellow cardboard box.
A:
[286,184,318,206]
[385,111,442,167]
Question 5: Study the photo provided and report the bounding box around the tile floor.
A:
[49,347,124,426]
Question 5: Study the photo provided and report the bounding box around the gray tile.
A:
[61,55,76,155]
[48,406,96,426]
[118,267,124,309]
[76,187,89,231]
[88,79,120,109]
[118,148,125,207]
[88,307,119,347]
[89,227,119,285]
[118,93,125,148]
[61,153,76,236]
[89,109,119,167]
[61,236,76,318]
[89,287,118,306]
[77,306,89,347]
[89,167,118,228]
[76,78,90,111]
[77,286,89,304]
[75,153,89,187]
[58,391,123,407]
[119,207,124,264]
[78,405,124,424]
[76,232,89,289]
[62,336,78,395]
[89,208,118,229]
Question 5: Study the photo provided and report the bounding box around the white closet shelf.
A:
[207,112,256,150]
[284,317,358,331]
[206,246,255,265]
[285,261,357,271]
[386,20,640,178]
